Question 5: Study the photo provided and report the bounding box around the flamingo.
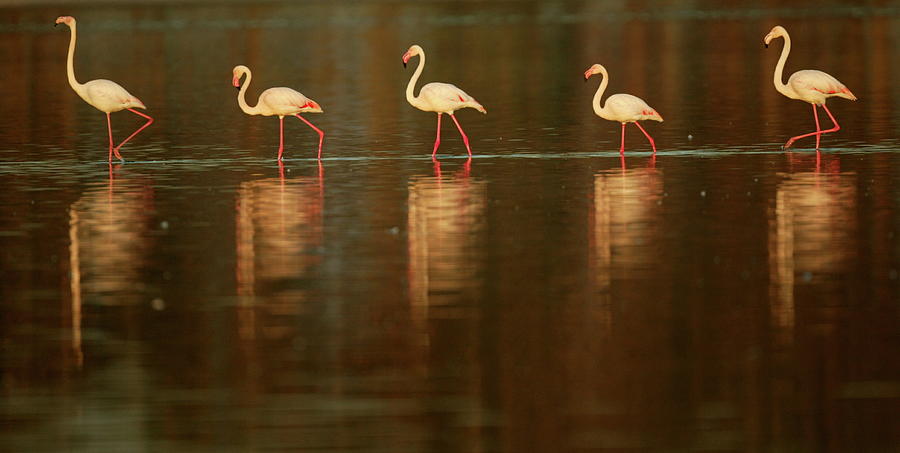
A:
[584,64,663,154]
[402,45,487,157]
[232,65,325,160]
[764,25,857,150]
[55,16,154,163]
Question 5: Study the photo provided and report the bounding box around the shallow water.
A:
[1,1,899,452]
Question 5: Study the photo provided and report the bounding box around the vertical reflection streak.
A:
[234,166,324,340]
[67,207,83,369]
[69,172,153,305]
[407,159,487,451]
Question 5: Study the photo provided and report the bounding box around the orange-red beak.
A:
[584,68,593,81]
[232,77,241,89]
[402,51,412,67]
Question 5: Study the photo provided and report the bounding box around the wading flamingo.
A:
[764,25,857,150]
[232,65,324,160]
[55,16,153,163]
[402,45,486,157]
[584,64,663,154]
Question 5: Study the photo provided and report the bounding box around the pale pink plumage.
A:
[232,65,325,160]
[584,64,663,154]
[402,44,486,157]
[56,16,153,163]
[764,25,857,150]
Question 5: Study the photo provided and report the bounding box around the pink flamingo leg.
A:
[813,104,821,150]
[295,114,325,159]
[277,116,285,161]
[106,113,114,163]
[112,109,154,162]
[820,104,841,135]
[633,121,657,153]
[783,103,841,150]
[432,113,442,157]
[619,123,626,154]
[449,114,472,156]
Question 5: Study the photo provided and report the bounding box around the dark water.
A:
[1,1,899,452]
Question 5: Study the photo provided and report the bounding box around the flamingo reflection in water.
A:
[591,156,663,330]
[408,157,485,320]
[768,158,856,338]
[68,165,155,366]
[235,162,324,340]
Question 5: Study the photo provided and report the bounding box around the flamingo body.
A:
[764,25,857,149]
[55,16,153,163]
[252,87,321,117]
[585,64,662,154]
[232,65,324,160]
[597,93,663,124]
[785,70,856,105]
[80,79,146,113]
[415,82,486,114]
[402,44,486,157]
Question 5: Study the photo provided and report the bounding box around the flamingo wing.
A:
[789,70,854,98]
[83,79,143,112]
[605,94,662,122]
[420,82,460,101]
[259,87,312,115]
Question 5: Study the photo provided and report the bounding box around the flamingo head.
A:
[764,25,787,48]
[402,44,423,68]
[232,65,250,90]
[54,16,75,27]
[584,64,604,81]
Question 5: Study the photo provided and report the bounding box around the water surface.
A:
[1,1,899,452]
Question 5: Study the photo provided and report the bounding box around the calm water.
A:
[1,1,900,452]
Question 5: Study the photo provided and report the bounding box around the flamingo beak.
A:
[232,77,241,90]
[402,51,411,68]
[584,69,593,81]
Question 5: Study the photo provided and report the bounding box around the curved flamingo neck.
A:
[591,67,609,118]
[406,50,426,110]
[236,70,260,115]
[64,22,85,96]
[773,32,797,99]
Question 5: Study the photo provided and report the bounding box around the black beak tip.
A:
[764,43,768,48]
[403,62,407,68]
[54,23,59,27]
[234,86,240,91]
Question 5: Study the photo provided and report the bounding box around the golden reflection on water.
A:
[234,163,324,340]
[592,158,664,288]
[407,159,485,321]
[68,167,154,305]
[67,166,154,368]
[768,164,857,335]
